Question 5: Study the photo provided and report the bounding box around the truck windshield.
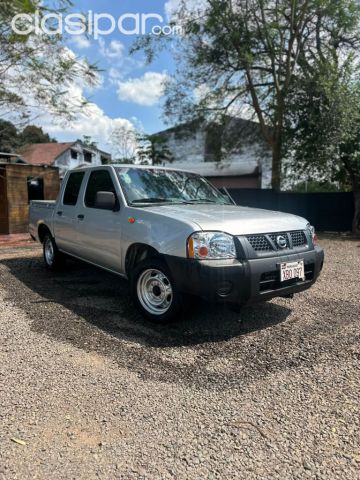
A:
[115,167,232,206]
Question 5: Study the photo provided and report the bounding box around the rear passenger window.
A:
[63,172,85,206]
[85,170,116,208]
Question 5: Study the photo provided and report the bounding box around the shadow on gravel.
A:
[3,254,358,389]
[2,256,291,350]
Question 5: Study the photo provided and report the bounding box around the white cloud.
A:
[116,71,169,106]
[1,45,103,131]
[108,67,122,84]
[33,83,136,154]
[97,39,144,89]
[1,42,139,154]
[193,83,211,102]
[42,107,135,153]
[71,35,91,49]
[99,38,125,60]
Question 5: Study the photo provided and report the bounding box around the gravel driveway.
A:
[0,235,359,479]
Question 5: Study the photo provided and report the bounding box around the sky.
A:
[37,0,182,153]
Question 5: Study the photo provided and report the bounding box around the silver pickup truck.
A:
[29,165,324,323]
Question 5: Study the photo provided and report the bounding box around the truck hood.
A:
[144,204,309,235]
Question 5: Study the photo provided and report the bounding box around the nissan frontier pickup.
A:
[29,165,324,323]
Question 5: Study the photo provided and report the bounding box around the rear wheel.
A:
[43,234,65,271]
[131,258,184,323]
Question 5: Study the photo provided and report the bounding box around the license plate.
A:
[280,260,305,282]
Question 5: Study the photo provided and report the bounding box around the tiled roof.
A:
[18,143,75,166]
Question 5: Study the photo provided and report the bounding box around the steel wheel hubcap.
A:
[137,269,173,315]
[44,238,54,265]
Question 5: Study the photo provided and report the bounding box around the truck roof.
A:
[72,164,199,175]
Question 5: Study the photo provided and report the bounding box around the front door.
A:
[75,169,122,272]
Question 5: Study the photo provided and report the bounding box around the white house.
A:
[18,140,112,178]
[156,117,272,189]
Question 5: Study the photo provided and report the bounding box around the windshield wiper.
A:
[186,199,228,204]
[130,198,187,205]
[131,198,168,203]
[130,198,230,206]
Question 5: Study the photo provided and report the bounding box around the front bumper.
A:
[165,246,324,305]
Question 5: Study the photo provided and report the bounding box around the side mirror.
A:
[94,191,118,211]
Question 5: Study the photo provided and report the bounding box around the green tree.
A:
[82,135,98,149]
[0,0,99,122]
[286,58,360,234]
[18,125,56,145]
[0,119,19,152]
[137,134,173,165]
[0,120,57,152]
[133,0,360,191]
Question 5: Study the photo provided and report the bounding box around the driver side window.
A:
[85,170,116,209]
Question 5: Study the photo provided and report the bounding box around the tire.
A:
[130,258,184,324]
[227,303,242,314]
[43,234,65,271]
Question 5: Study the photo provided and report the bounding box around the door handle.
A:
[56,211,63,216]
[77,214,85,220]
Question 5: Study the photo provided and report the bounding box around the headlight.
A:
[307,224,318,245]
[187,232,236,259]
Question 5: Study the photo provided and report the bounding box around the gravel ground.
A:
[0,235,359,480]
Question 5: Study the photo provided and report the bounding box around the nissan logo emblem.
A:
[276,235,287,249]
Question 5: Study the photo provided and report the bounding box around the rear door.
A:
[75,169,122,272]
[53,171,85,254]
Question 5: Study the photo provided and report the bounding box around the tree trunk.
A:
[271,139,282,191]
[352,183,360,235]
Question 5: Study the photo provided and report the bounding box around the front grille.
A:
[268,233,290,249]
[259,263,315,292]
[246,230,308,253]
[290,231,307,247]
[247,235,272,252]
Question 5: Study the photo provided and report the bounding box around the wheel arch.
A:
[125,243,164,278]
[38,223,52,244]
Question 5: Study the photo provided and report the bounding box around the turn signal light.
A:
[188,237,194,258]
[308,225,318,245]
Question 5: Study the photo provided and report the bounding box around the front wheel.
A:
[43,234,65,271]
[130,258,184,324]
